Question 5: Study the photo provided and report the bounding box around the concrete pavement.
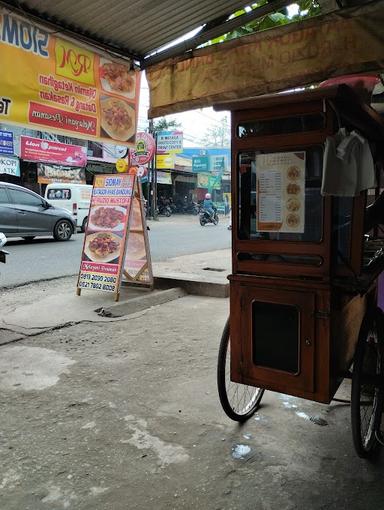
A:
[0,249,384,510]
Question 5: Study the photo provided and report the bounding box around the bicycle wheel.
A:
[217,318,264,422]
[351,308,384,458]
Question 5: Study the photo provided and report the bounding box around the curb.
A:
[101,287,187,317]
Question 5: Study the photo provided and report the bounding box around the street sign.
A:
[0,130,14,155]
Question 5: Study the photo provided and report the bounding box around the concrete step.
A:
[98,287,187,318]
[154,275,229,298]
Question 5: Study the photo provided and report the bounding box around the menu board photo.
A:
[255,152,306,233]
[77,174,134,297]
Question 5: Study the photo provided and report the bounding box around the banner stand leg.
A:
[115,291,120,302]
[76,288,81,296]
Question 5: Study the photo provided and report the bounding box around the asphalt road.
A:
[0,215,231,288]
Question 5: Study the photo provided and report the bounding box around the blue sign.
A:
[0,130,14,155]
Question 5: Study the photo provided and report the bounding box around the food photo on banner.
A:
[77,174,135,298]
[0,9,140,146]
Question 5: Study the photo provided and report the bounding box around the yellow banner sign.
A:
[0,9,140,146]
[156,153,175,169]
[146,2,384,117]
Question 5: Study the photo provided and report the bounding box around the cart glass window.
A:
[238,113,325,138]
[252,301,299,373]
[237,146,323,242]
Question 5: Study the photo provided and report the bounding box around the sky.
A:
[137,73,229,148]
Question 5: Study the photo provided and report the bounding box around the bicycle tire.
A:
[351,308,384,458]
[217,318,264,422]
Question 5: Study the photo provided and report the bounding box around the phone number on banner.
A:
[78,272,118,292]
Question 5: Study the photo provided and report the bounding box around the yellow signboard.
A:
[0,9,140,146]
[146,2,384,117]
[156,153,175,169]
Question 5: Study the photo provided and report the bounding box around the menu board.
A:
[122,179,153,285]
[77,174,134,297]
[256,152,305,233]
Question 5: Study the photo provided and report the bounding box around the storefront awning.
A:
[146,1,384,117]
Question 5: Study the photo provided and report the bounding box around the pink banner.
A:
[20,135,87,167]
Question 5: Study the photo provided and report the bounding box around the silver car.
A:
[0,182,76,241]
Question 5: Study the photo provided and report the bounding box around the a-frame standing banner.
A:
[76,173,152,301]
[122,178,153,287]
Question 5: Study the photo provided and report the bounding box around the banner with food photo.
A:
[0,9,140,146]
[122,179,153,286]
[255,152,305,233]
[77,174,135,297]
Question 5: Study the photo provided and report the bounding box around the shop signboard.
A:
[102,144,128,162]
[197,172,221,190]
[130,132,155,165]
[0,9,140,146]
[192,156,210,173]
[156,131,183,154]
[156,153,175,169]
[21,136,87,167]
[0,156,19,176]
[156,171,172,185]
[77,174,152,300]
[37,163,85,184]
[0,130,14,154]
[211,155,227,174]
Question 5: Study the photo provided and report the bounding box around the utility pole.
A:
[148,119,154,219]
[153,130,158,220]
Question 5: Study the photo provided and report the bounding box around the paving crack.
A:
[0,309,150,348]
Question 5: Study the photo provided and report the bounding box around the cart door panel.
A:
[231,284,315,394]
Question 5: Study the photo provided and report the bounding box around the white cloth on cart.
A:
[321,128,375,196]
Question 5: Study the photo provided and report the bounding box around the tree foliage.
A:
[153,118,182,132]
[199,116,230,148]
[206,1,321,46]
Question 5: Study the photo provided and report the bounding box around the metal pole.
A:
[153,131,158,220]
[148,119,154,219]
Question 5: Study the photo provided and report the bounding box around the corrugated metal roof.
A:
[0,0,258,62]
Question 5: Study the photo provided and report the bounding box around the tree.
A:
[199,116,230,148]
[153,117,182,133]
[205,1,321,46]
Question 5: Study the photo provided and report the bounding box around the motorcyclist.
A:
[203,193,214,220]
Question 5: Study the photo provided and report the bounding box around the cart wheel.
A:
[217,318,264,422]
[351,308,384,458]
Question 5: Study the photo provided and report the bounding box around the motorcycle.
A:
[0,232,9,263]
[157,204,172,217]
[199,208,219,226]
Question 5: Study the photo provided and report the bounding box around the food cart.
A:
[215,84,384,458]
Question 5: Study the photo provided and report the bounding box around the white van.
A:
[45,183,92,232]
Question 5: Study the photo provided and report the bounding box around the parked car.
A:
[0,182,76,241]
[45,183,92,232]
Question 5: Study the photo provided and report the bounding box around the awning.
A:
[146,1,384,117]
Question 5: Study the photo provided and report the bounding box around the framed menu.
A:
[255,151,306,233]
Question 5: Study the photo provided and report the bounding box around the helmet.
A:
[205,193,211,199]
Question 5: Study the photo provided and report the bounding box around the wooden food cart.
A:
[215,84,384,458]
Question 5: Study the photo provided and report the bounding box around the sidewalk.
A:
[0,249,231,342]
[0,250,383,510]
